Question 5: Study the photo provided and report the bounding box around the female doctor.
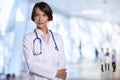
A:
[23,2,67,80]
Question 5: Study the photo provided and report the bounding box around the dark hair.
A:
[31,2,53,21]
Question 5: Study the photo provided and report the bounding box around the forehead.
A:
[35,7,45,14]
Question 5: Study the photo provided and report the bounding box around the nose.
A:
[39,15,43,21]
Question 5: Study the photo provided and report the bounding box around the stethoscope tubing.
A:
[33,29,59,56]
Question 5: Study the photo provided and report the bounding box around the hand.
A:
[56,68,67,80]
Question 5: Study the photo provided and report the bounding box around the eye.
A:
[43,14,47,17]
[35,13,39,17]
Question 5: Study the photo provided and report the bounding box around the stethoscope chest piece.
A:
[55,47,59,51]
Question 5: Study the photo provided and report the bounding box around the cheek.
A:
[34,18,39,23]
[33,16,36,21]
[44,16,49,21]
[34,17,38,21]
[45,18,49,22]
[34,20,38,25]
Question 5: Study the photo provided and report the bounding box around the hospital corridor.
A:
[1,0,120,80]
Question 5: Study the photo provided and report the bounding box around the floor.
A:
[66,57,120,80]
[0,56,120,80]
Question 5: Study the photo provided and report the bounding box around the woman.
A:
[23,2,67,80]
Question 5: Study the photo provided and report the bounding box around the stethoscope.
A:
[33,29,59,56]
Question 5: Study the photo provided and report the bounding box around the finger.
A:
[61,69,67,72]
[62,72,67,79]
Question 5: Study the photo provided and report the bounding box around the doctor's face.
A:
[34,7,49,29]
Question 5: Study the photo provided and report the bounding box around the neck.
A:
[37,27,48,35]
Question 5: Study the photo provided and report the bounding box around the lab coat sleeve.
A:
[57,35,65,69]
[23,34,57,80]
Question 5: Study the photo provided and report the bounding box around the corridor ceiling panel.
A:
[32,0,120,23]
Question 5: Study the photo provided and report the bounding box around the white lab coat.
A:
[23,28,65,80]
[100,51,105,65]
[105,52,111,64]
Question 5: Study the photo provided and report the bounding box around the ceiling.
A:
[30,0,120,24]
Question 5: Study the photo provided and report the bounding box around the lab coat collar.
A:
[36,28,50,43]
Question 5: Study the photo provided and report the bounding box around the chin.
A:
[37,26,44,29]
[37,27,42,29]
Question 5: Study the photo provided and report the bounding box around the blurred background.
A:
[0,0,120,80]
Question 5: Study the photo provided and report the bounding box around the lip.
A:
[38,22,44,25]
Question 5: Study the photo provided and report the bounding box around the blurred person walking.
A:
[112,49,117,72]
[105,48,111,71]
[100,48,105,72]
